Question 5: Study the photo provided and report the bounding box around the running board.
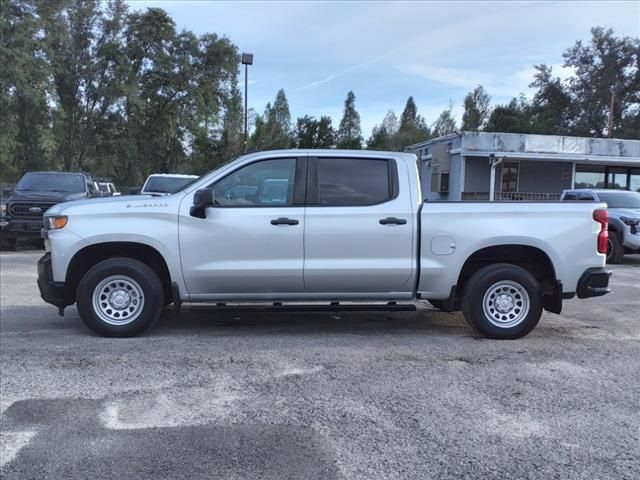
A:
[188,302,416,313]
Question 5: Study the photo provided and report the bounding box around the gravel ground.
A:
[1,251,639,479]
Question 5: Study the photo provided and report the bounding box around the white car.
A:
[38,150,611,338]
[140,174,198,195]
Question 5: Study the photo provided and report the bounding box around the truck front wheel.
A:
[462,264,543,339]
[76,258,164,337]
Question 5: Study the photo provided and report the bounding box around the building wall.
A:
[463,156,491,192]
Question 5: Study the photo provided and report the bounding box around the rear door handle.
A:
[271,217,299,226]
[379,217,407,225]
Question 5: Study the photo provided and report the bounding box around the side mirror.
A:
[190,188,214,218]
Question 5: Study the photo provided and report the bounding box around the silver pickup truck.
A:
[38,150,611,339]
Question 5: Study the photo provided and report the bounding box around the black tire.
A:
[606,232,624,264]
[462,263,543,340]
[76,257,164,337]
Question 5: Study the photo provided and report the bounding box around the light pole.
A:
[241,52,253,150]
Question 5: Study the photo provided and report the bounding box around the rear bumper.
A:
[577,267,612,299]
[37,253,71,310]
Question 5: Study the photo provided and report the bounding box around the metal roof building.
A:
[405,132,640,201]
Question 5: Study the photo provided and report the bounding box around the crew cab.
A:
[37,150,611,339]
[1,171,99,250]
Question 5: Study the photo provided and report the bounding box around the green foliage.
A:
[367,100,431,151]
[563,27,639,139]
[485,96,532,133]
[2,14,639,186]
[431,105,457,137]
[527,65,573,135]
[249,89,294,150]
[337,91,362,149]
[461,86,491,131]
[1,0,240,184]
[482,28,639,139]
[295,115,335,148]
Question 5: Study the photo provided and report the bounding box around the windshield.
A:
[597,191,640,209]
[142,176,197,194]
[15,173,86,193]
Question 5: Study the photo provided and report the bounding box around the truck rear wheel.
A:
[76,258,164,337]
[462,264,543,339]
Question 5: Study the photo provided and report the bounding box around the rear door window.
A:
[313,157,395,206]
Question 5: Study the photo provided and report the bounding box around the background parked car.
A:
[0,171,100,251]
[140,174,198,196]
[561,189,640,263]
[93,178,121,197]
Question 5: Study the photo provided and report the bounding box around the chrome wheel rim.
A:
[92,275,144,325]
[482,280,530,328]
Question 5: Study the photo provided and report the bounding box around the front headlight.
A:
[44,215,68,230]
[0,203,6,216]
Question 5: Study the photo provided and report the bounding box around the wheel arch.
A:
[455,244,559,311]
[66,241,173,304]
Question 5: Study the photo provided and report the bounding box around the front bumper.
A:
[622,230,640,251]
[2,219,44,238]
[37,253,72,312]
[577,267,612,299]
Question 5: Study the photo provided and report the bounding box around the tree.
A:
[295,114,335,148]
[337,91,363,149]
[431,105,457,137]
[264,89,294,149]
[248,112,268,151]
[562,27,640,139]
[399,96,417,131]
[1,0,53,180]
[316,116,335,148]
[528,65,573,135]
[397,98,430,148]
[485,96,532,133]
[295,115,319,148]
[39,0,106,172]
[461,85,491,131]
[366,125,391,151]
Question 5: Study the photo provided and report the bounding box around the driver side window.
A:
[211,158,296,207]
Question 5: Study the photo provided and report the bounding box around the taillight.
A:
[593,209,608,254]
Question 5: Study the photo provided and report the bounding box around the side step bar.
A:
[189,302,416,313]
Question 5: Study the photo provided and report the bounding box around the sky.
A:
[125,0,640,138]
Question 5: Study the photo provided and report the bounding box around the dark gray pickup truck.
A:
[0,171,99,250]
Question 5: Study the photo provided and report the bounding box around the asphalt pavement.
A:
[1,251,639,479]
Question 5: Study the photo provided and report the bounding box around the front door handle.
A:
[379,217,407,225]
[271,217,299,226]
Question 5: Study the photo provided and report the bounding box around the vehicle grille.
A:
[8,202,57,219]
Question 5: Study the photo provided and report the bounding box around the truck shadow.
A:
[151,307,472,338]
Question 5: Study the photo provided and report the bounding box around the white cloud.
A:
[394,63,577,101]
